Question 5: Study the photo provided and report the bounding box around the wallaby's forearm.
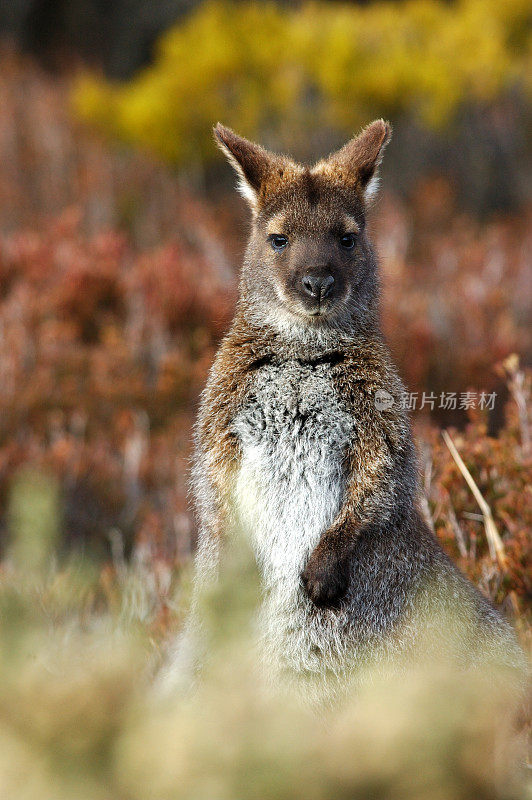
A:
[302,376,415,607]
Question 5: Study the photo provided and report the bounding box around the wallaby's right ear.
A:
[214,123,275,212]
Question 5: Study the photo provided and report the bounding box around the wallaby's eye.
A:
[269,234,288,252]
[340,233,356,250]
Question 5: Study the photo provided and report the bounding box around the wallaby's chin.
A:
[276,297,338,327]
[255,296,354,343]
[279,286,352,328]
[292,306,336,324]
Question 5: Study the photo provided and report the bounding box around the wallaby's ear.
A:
[316,119,392,203]
[214,123,277,211]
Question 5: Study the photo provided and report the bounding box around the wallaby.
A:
[169,121,525,698]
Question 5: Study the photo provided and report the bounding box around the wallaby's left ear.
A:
[214,123,277,211]
[316,119,392,203]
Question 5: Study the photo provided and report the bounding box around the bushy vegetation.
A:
[73,0,532,165]
[421,365,531,637]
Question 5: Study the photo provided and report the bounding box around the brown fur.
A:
[184,121,525,687]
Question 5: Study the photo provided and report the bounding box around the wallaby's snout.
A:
[292,261,339,316]
[277,235,351,321]
[301,271,334,301]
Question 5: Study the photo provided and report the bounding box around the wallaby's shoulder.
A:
[336,334,405,390]
[195,317,278,444]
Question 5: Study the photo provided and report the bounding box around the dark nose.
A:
[301,273,334,300]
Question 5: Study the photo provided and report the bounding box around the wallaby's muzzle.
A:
[301,272,334,301]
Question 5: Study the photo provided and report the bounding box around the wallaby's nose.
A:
[301,273,334,300]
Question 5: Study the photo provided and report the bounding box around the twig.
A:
[498,354,530,458]
[419,444,436,535]
[420,494,436,535]
[441,430,507,568]
[509,371,530,458]
[447,500,468,558]
[462,511,484,522]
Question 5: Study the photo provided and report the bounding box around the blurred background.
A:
[0,4,529,796]
[0,0,530,629]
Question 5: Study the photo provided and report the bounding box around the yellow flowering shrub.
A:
[73,0,532,164]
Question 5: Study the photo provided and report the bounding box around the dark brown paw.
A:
[300,550,349,608]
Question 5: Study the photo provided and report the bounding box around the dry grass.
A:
[0,501,529,800]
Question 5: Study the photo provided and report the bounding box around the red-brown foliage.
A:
[0,205,236,559]
[0,52,529,640]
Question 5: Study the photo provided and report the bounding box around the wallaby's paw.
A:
[300,550,349,608]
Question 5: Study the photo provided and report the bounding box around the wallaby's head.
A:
[215,120,391,336]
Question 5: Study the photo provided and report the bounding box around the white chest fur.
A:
[233,361,354,579]
[232,361,355,676]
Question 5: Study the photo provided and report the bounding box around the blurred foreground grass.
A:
[0,471,528,800]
